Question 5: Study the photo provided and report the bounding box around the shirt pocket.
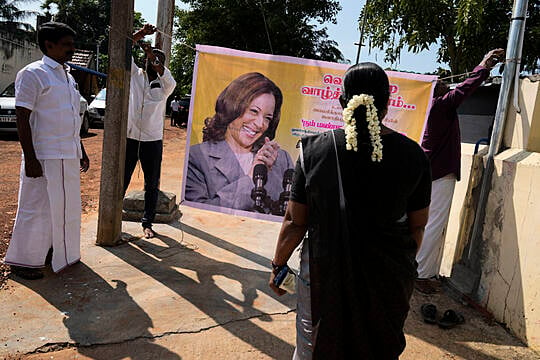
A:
[44,76,71,110]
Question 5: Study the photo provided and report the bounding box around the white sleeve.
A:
[131,57,139,76]
[158,67,177,97]
[15,70,40,111]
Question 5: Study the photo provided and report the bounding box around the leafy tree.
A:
[170,0,345,95]
[41,0,146,73]
[361,0,540,74]
[0,0,36,41]
[41,0,110,51]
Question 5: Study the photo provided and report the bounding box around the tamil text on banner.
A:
[182,45,437,222]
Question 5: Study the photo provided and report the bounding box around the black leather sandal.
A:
[438,309,465,329]
[421,303,437,324]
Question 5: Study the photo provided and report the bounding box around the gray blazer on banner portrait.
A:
[185,140,294,211]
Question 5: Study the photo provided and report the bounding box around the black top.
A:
[290,129,431,359]
[292,129,431,222]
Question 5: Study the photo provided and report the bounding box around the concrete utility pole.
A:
[155,0,175,66]
[96,0,134,246]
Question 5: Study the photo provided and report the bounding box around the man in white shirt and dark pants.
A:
[124,24,176,239]
[4,22,90,279]
[170,97,180,127]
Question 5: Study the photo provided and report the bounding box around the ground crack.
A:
[28,309,296,354]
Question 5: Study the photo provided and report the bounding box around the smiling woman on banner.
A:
[185,72,294,213]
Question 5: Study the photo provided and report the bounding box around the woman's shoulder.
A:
[301,130,335,150]
[386,132,423,151]
[189,140,227,159]
[384,132,429,165]
[271,146,292,170]
[191,140,228,151]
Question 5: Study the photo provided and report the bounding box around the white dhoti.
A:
[416,174,456,279]
[5,158,81,273]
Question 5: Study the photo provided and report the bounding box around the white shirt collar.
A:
[42,55,63,70]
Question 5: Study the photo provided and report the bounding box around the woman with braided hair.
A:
[269,62,432,359]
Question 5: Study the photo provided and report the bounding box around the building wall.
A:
[441,78,540,350]
[458,83,500,144]
[439,144,486,277]
[0,33,42,92]
[477,149,540,350]
[504,78,540,152]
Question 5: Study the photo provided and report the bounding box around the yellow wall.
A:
[504,78,540,152]
[480,150,540,350]
[441,78,540,350]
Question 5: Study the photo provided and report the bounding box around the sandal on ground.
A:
[143,227,156,239]
[437,309,465,329]
[415,278,439,294]
[11,265,44,280]
[420,303,438,324]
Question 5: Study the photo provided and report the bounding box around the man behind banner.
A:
[416,48,504,293]
[4,22,90,279]
[123,24,176,239]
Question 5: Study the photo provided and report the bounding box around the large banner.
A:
[182,45,437,222]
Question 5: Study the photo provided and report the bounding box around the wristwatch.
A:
[152,58,161,66]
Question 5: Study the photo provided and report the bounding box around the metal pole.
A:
[96,0,134,246]
[155,0,175,67]
[467,0,528,260]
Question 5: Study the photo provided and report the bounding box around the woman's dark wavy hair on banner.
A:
[202,72,283,152]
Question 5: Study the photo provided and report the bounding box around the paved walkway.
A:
[1,207,539,360]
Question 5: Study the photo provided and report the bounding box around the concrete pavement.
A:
[1,206,539,359]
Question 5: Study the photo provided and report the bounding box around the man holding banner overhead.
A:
[123,24,176,239]
[415,48,505,294]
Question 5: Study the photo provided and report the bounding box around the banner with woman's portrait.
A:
[182,45,437,222]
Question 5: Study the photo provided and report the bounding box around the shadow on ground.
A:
[103,223,296,359]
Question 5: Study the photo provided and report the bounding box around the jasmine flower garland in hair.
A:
[342,94,383,162]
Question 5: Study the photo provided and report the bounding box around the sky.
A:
[19,0,445,73]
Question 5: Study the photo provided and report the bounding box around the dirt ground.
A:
[0,121,185,289]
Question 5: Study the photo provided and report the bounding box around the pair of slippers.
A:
[421,303,464,329]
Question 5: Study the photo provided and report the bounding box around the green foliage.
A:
[0,0,36,41]
[41,0,146,73]
[170,0,344,95]
[41,0,111,51]
[362,0,540,74]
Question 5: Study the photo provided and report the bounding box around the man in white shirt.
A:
[170,97,180,127]
[124,24,177,238]
[4,22,89,279]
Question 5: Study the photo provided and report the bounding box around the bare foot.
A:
[143,227,155,239]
